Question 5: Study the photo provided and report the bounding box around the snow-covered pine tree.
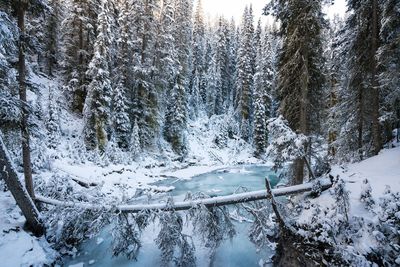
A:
[129,119,141,158]
[131,0,160,149]
[337,0,382,161]
[206,52,222,117]
[235,6,255,142]
[83,1,112,152]
[44,0,63,77]
[173,0,193,88]
[156,0,178,113]
[0,11,19,134]
[113,81,130,150]
[253,26,267,157]
[325,15,345,159]
[189,0,206,117]
[266,0,325,184]
[378,0,400,144]
[215,17,230,112]
[162,0,191,154]
[226,18,238,110]
[164,76,188,156]
[47,86,60,149]
[61,0,97,113]
[115,0,134,98]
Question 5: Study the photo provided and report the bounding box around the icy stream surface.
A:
[64,165,279,267]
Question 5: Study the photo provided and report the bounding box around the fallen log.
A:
[0,134,44,235]
[36,178,332,213]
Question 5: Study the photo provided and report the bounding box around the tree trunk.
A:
[0,135,44,236]
[357,86,364,161]
[17,2,35,199]
[371,0,382,155]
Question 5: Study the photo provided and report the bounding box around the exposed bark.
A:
[17,1,35,199]
[0,134,44,236]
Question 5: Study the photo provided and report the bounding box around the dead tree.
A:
[0,134,44,235]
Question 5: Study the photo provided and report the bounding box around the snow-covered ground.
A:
[297,145,400,262]
[0,185,57,266]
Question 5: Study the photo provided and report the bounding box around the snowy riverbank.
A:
[1,145,399,266]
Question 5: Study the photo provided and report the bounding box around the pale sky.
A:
[200,0,347,24]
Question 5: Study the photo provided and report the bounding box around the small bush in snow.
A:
[360,179,375,211]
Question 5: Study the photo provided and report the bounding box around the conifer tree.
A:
[47,86,60,149]
[190,0,206,117]
[62,0,98,113]
[378,0,400,143]
[113,82,131,150]
[226,18,238,110]
[131,0,160,148]
[253,29,273,157]
[156,0,178,108]
[215,17,230,112]
[45,0,62,77]
[129,119,141,157]
[266,0,325,184]
[83,1,112,152]
[206,53,222,117]
[235,6,255,142]
[337,0,382,160]
[164,76,187,155]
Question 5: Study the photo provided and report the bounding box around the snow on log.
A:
[36,178,332,213]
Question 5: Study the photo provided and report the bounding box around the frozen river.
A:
[64,165,279,267]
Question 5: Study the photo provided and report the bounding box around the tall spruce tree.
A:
[164,76,188,155]
[266,0,325,184]
[131,0,160,148]
[83,1,112,152]
[190,0,206,117]
[235,6,255,142]
[378,0,400,143]
[337,0,382,161]
[62,0,98,113]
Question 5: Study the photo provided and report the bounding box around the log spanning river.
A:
[64,165,280,267]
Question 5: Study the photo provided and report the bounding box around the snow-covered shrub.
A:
[66,137,87,164]
[0,92,21,125]
[103,136,125,165]
[209,114,231,149]
[360,179,375,211]
[333,178,350,223]
[372,187,400,265]
[155,198,196,266]
[266,116,308,172]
